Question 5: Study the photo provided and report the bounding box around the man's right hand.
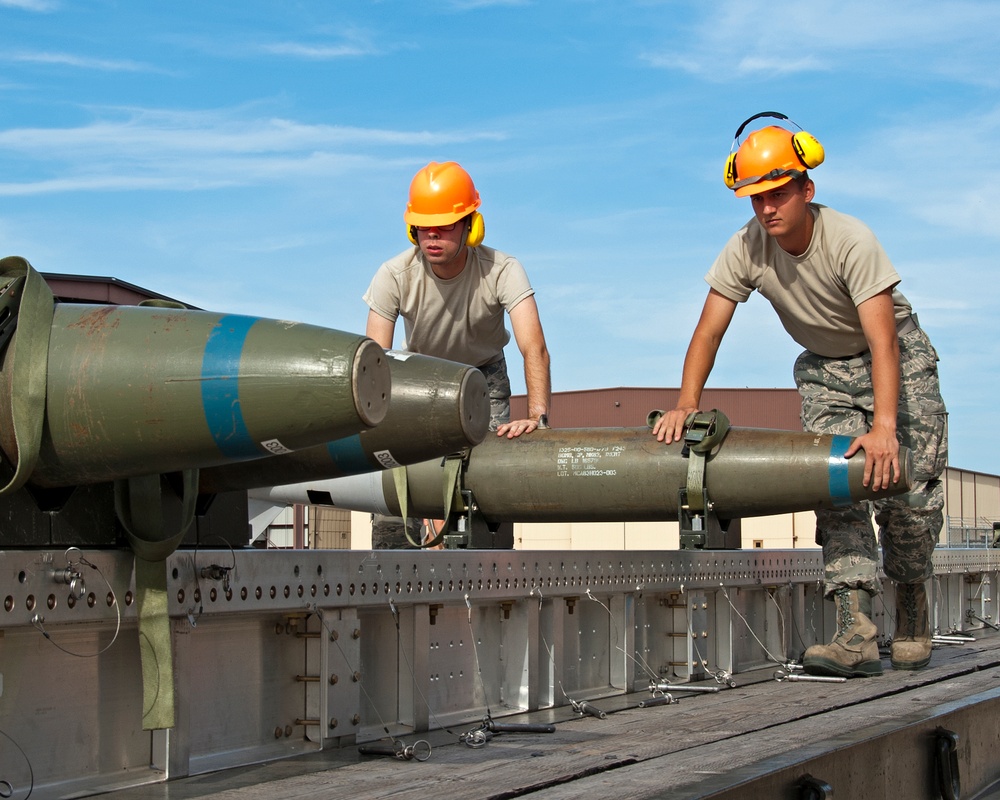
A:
[652,407,698,444]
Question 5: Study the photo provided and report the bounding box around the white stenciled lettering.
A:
[554,445,621,478]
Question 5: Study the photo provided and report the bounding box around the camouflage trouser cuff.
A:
[823,556,882,598]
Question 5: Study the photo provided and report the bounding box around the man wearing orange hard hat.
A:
[364,161,552,547]
[366,160,550,434]
[652,113,947,679]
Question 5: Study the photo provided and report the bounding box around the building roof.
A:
[42,273,196,308]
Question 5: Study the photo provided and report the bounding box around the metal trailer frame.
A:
[2,545,999,798]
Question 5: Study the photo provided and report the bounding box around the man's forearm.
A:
[525,350,551,421]
[870,341,900,433]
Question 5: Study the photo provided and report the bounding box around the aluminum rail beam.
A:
[2,546,999,797]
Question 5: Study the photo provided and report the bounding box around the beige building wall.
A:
[351,510,374,550]
[311,507,353,550]
[512,512,816,551]
[340,514,816,552]
[942,468,1000,547]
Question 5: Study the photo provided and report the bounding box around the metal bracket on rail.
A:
[442,489,513,550]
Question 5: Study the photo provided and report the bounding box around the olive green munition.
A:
[0,303,391,487]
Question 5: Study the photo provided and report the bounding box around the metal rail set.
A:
[1,265,996,797]
[3,544,1000,797]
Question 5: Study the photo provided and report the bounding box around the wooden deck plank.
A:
[100,635,1000,800]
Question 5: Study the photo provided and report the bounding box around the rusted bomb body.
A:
[0,303,391,488]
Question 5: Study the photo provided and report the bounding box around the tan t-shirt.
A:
[707,204,913,358]
[363,245,534,367]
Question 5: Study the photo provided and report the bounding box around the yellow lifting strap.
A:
[421,453,464,549]
[391,453,466,549]
[682,409,731,514]
[0,256,54,496]
[134,557,176,730]
[115,469,200,730]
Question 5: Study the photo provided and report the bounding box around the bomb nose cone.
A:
[459,367,490,445]
[840,434,914,502]
[197,351,489,495]
[352,339,391,428]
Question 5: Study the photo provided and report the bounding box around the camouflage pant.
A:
[479,355,512,431]
[794,324,948,596]
[370,355,512,549]
[369,514,423,549]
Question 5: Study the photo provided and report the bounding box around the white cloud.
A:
[257,41,375,59]
[0,106,508,194]
[4,51,164,73]
[0,107,505,153]
[734,56,828,75]
[447,0,530,8]
[167,23,396,62]
[639,0,1000,82]
[829,106,1000,239]
[0,0,56,10]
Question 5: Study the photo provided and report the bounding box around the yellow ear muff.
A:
[724,152,739,189]
[466,212,485,247]
[791,131,825,169]
[407,225,418,245]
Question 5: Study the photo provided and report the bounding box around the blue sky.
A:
[2,0,998,475]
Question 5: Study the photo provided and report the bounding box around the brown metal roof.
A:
[512,386,802,430]
[41,273,196,308]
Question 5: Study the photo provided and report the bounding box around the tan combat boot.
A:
[891,582,932,670]
[803,588,883,677]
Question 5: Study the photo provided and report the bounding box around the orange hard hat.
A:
[403,161,482,226]
[727,125,825,198]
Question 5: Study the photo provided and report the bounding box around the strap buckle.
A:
[682,408,730,454]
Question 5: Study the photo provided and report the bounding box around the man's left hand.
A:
[496,416,548,439]
[845,423,900,490]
